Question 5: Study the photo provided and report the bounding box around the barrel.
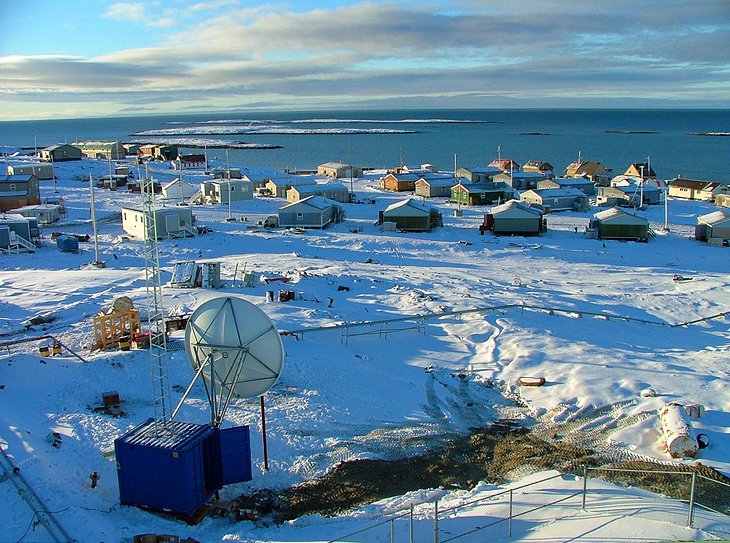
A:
[118,337,130,351]
[51,342,62,356]
[39,344,51,357]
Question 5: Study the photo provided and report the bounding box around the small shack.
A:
[380,198,442,232]
[278,196,345,229]
[591,207,650,242]
[121,206,195,240]
[115,418,252,517]
[483,199,544,236]
[695,210,730,244]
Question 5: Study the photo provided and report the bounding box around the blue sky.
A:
[1,0,729,120]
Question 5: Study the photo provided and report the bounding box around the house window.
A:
[9,184,15,191]
[480,193,486,198]
[297,212,303,220]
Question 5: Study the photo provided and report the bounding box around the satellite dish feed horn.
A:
[174,297,284,426]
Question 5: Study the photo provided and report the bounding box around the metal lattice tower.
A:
[142,176,173,433]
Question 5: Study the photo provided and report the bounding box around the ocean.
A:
[1,109,728,180]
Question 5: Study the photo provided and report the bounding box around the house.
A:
[451,182,514,206]
[286,182,350,204]
[414,175,456,198]
[482,199,544,236]
[317,162,362,179]
[12,204,64,225]
[138,144,179,161]
[39,144,82,162]
[590,207,649,242]
[695,210,730,243]
[493,171,546,191]
[596,186,640,207]
[456,167,502,184]
[380,198,442,232]
[173,154,207,170]
[391,163,438,175]
[564,161,611,185]
[75,141,126,160]
[278,196,345,229]
[0,214,39,253]
[668,178,730,202]
[379,172,420,192]
[7,162,55,180]
[522,161,555,178]
[488,158,520,173]
[716,194,730,208]
[624,162,656,178]
[520,188,589,212]
[611,176,661,205]
[538,177,595,196]
[161,178,200,201]
[121,206,195,240]
[200,179,254,204]
[0,174,41,212]
[212,167,243,180]
[264,175,317,198]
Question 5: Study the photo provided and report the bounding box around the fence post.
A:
[688,471,697,528]
[390,518,395,543]
[434,500,439,543]
[508,489,513,539]
[410,503,414,543]
[582,465,588,511]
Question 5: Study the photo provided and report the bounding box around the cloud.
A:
[3,0,730,119]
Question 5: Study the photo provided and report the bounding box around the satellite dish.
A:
[180,296,284,425]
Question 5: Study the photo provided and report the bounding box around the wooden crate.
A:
[93,309,141,350]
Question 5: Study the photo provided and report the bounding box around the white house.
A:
[200,179,254,204]
[7,162,55,180]
[121,206,195,240]
[161,178,200,201]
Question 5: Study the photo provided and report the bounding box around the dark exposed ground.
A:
[233,420,730,525]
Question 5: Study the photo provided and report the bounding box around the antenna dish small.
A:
[184,297,284,407]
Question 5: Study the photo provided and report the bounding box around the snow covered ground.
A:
[1,155,728,542]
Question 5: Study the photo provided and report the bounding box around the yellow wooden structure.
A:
[93,309,141,351]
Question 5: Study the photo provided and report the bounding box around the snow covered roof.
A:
[698,209,730,226]
[594,207,648,224]
[383,198,432,215]
[491,199,543,216]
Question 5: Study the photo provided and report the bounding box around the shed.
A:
[695,210,730,242]
[39,144,82,162]
[121,206,195,240]
[7,162,55,180]
[414,175,456,198]
[115,418,251,517]
[485,199,544,235]
[520,188,589,212]
[278,196,344,229]
[380,198,442,232]
[286,182,351,203]
[451,182,514,206]
[591,207,649,242]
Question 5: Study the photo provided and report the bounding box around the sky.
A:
[1,0,729,121]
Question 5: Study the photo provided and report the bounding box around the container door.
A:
[219,426,252,484]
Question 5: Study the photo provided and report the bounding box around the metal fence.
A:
[328,467,730,543]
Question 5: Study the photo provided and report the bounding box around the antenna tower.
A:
[142,175,173,434]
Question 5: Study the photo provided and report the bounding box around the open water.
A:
[1,109,728,180]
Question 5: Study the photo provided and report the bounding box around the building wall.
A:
[598,223,648,241]
[493,217,541,235]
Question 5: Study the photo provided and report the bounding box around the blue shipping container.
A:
[115,418,251,517]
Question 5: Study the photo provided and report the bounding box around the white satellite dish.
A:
[174,296,284,425]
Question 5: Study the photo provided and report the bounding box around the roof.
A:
[594,207,648,225]
[525,188,587,198]
[499,172,546,179]
[418,177,456,187]
[293,182,349,194]
[523,160,554,170]
[488,158,520,171]
[670,178,724,190]
[383,198,432,215]
[551,177,593,186]
[318,161,353,169]
[1,174,35,183]
[455,182,508,193]
[279,195,340,211]
[698,210,730,226]
[566,161,608,176]
[44,143,80,151]
[491,199,543,217]
[460,166,502,175]
[267,175,317,187]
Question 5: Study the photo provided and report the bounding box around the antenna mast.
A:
[142,173,172,433]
